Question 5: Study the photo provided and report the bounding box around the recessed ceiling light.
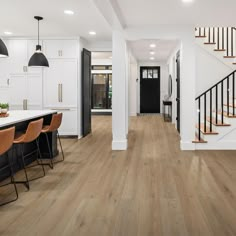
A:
[150,57,155,60]
[150,51,155,55]
[150,44,156,48]
[64,10,74,15]
[89,31,96,35]
[4,31,12,35]
[182,0,194,3]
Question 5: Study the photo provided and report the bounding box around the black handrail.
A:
[196,71,236,100]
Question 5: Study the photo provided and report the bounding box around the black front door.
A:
[140,66,160,113]
[82,48,92,137]
[176,51,180,133]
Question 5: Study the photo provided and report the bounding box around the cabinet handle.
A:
[23,99,28,110]
[61,50,63,57]
[7,78,10,86]
[58,50,60,57]
[23,66,28,72]
[58,84,61,102]
[60,84,63,102]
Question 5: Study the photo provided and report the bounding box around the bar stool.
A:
[0,127,18,206]
[41,113,64,169]
[13,118,45,190]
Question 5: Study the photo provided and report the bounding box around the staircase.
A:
[195,27,236,68]
[194,27,236,149]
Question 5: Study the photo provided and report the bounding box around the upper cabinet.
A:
[7,40,28,74]
[44,40,78,59]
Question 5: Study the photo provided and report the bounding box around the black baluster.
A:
[198,98,201,141]
[231,27,234,57]
[208,27,211,43]
[227,77,229,116]
[227,27,229,56]
[204,93,207,132]
[213,27,215,44]
[222,27,225,50]
[233,72,235,116]
[221,81,224,124]
[217,27,220,50]
[210,89,212,132]
[216,85,218,124]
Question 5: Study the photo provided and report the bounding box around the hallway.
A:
[0,116,236,236]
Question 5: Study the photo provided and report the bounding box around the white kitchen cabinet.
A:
[7,40,28,74]
[57,109,78,135]
[8,74,28,110]
[43,59,77,108]
[44,40,77,59]
[27,73,43,110]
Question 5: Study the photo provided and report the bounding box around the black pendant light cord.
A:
[38,19,39,45]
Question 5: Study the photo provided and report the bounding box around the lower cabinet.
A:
[45,108,78,136]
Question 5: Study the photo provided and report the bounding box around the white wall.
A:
[196,44,232,95]
[136,61,169,114]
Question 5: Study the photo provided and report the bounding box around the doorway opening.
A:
[91,52,112,115]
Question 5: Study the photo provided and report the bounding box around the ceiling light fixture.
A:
[150,44,156,48]
[0,38,8,57]
[89,31,96,35]
[150,51,155,55]
[150,57,155,60]
[28,16,49,67]
[64,10,74,15]
[182,0,194,3]
[4,31,12,35]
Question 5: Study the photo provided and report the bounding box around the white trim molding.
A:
[112,139,128,150]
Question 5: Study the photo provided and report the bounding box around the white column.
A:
[112,30,128,150]
[180,36,196,150]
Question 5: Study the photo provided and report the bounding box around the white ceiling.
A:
[0,0,112,42]
[128,39,179,62]
[113,0,236,27]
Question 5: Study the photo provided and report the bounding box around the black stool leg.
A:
[0,151,19,206]
[20,144,30,190]
[45,133,54,169]
[57,130,64,162]
[36,138,45,177]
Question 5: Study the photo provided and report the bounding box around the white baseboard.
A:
[195,141,236,150]
[180,141,196,150]
[112,139,128,150]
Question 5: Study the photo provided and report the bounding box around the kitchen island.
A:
[0,110,58,179]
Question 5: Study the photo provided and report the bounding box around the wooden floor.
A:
[1,115,236,236]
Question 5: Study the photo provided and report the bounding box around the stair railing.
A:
[195,70,236,141]
[195,27,236,60]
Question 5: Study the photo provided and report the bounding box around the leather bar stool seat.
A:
[41,113,64,169]
[0,127,18,206]
[13,118,45,190]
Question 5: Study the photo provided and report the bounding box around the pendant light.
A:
[0,38,8,57]
[28,16,49,67]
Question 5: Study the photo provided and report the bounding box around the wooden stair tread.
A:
[195,36,206,38]
[214,49,226,52]
[217,111,236,118]
[224,56,236,58]
[223,103,236,108]
[204,42,216,45]
[206,117,230,126]
[195,124,219,135]
[192,133,207,143]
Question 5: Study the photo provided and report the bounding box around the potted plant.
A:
[0,103,9,114]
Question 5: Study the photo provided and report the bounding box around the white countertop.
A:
[0,110,56,128]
